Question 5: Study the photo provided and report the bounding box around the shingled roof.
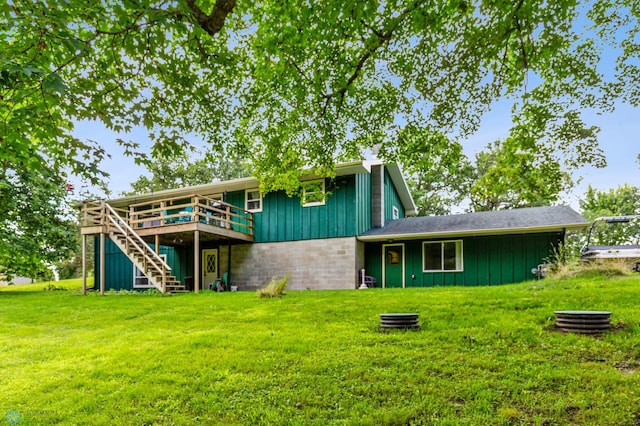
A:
[358,206,588,241]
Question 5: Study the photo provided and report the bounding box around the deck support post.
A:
[227,239,232,286]
[155,235,159,253]
[194,230,200,294]
[99,232,105,296]
[82,234,87,295]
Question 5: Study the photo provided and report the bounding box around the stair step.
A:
[105,215,174,294]
[166,285,187,293]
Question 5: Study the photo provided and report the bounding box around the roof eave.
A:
[358,222,589,242]
[106,176,260,209]
[384,163,418,216]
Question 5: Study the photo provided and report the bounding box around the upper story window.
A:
[302,179,326,207]
[392,206,399,220]
[245,189,262,212]
[423,240,463,272]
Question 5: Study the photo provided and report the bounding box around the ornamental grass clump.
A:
[256,274,289,298]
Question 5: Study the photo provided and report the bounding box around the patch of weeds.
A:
[549,260,633,280]
[44,283,68,291]
[104,288,164,296]
[256,274,289,298]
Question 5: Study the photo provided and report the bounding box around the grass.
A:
[1,275,640,425]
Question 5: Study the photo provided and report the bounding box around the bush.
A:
[256,274,289,298]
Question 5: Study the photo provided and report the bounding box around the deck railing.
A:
[127,194,254,236]
[81,195,254,237]
[81,200,129,227]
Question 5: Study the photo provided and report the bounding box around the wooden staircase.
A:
[102,203,185,293]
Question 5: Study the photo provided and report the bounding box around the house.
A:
[360,206,588,287]
[79,161,588,293]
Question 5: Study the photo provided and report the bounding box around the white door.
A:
[202,249,219,289]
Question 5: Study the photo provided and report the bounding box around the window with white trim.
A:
[245,189,262,212]
[302,179,326,207]
[392,206,399,220]
[423,240,463,272]
[134,254,167,288]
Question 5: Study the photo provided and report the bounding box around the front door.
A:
[383,244,404,288]
[202,249,219,290]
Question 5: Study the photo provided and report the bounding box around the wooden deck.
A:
[81,195,254,244]
[80,197,255,295]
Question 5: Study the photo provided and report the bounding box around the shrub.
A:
[256,274,289,298]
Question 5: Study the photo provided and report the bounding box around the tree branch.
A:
[324,1,424,113]
[184,0,236,37]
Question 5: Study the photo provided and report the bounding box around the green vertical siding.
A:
[384,169,405,221]
[365,232,562,287]
[94,237,133,291]
[251,176,360,243]
[354,173,372,235]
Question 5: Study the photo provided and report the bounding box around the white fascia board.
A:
[385,163,418,216]
[357,222,589,242]
[300,161,371,180]
[107,177,260,208]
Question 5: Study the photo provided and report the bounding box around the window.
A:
[387,249,401,264]
[422,240,463,272]
[205,193,223,203]
[134,254,167,288]
[302,179,326,207]
[245,189,262,212]
[392,206,399,220]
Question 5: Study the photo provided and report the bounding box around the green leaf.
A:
[43,73,68,95]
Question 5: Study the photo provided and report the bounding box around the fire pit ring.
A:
[554,310,612,334]
[379,313,420,330]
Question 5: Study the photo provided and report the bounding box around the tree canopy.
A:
[5,0,638,274]
[3,0,637,194]
[577,184,640,252]
[0,169,76,280]
[122,153,250,196]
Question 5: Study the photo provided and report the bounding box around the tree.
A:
[386,126,473,215]
[0,169,77,280]
[469,138,575,211]
[579,184,640,247]
[397,121,601,214]
[2,1,637,264]
[122,153,250,196]
[2,0,635,191]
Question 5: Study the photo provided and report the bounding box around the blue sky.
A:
[72,99,638,213]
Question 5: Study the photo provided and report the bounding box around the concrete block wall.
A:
[218,237,362,290]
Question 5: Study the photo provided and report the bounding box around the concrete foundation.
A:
[218,237,363,290]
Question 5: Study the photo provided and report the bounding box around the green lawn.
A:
[1,275,639,425]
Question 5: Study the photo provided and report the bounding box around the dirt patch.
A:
[614,359,637,376]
